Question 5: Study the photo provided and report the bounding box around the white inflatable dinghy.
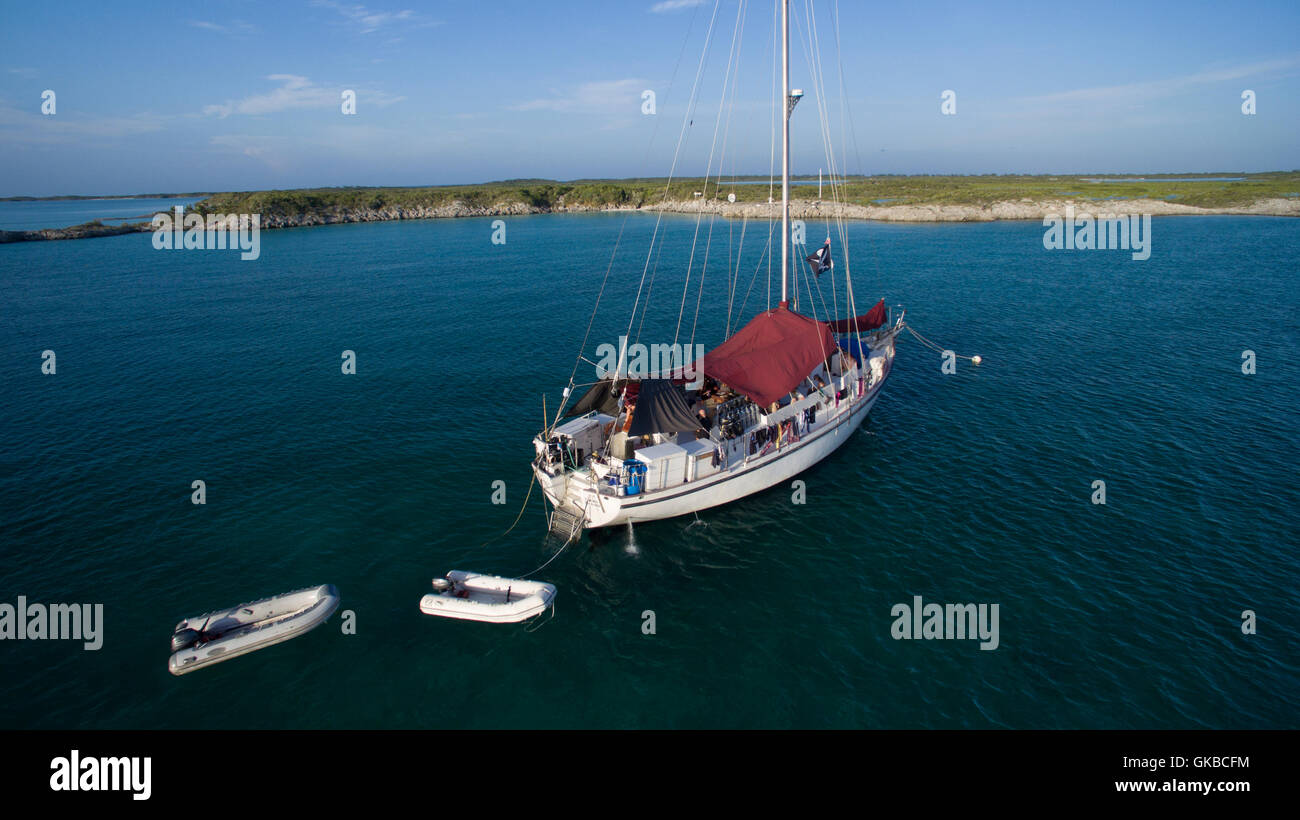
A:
[168,583,340,676]
[419,571,556,624]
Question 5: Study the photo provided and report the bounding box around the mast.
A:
[780,0,789,306]
[780,0,801,309]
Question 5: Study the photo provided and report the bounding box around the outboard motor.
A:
[170,627,201,653]
[431,578,453,593]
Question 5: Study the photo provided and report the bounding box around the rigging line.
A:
[709,0,747,202]
[558,1,703,410]
[782,2,848,374]
[733,220,773,335]
[827,0,885,297]
[629,4,712,351]
[560,216,630,424]
[696,0,748,352]
[725,213,749,336]
[728,208,735,332]
[684,210,715,354]
[801,2,847,324]
[634,216,668,345]
[802,0,841,320]
[796,241,831,324]
[759,0,769,310]
[689,215,715,351]
[690,31,745,353]
[626,0,722,358]
[805,246,834,323]
[832,0,864,181]
[689,210,717,352]
[796,4,836,220]
[800,0,856,334]
[674,0,744,351]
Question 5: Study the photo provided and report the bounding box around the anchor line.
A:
[467,469,539,557]
[905,324,982,363]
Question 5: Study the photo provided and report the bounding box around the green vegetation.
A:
[813,171,1300,208]
[0,219,151,243]
[192,181,654,217]
[190,172,1300,218]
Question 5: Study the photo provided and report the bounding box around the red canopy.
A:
[703,306,838,407]
[826,299,888,334]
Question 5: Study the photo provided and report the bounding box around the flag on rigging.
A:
[806,239,832,278]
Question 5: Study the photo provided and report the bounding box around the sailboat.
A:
[533,0,904,537]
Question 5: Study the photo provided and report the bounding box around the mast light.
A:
[787,89,804,116]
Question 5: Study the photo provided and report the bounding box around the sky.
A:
[1,0,1297,196]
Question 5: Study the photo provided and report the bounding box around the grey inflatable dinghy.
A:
[168,584,340,676]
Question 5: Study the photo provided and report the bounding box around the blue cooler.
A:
[623,460,646,496]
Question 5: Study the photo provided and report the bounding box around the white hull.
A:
[168,584,339,676]
[537,328,897,529]
[419,571,556,624]
[595,388,878,527]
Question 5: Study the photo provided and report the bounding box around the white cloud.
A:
[514,79,645,113]
[651,0,705,13]
[189,20,259,35]
[0,103,168,145]
[311,0,438,34]
[1017,56,1300,106]
[202,74,403,118]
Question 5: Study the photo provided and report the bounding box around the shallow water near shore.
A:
[0,197,201,231]
[0,212,1296,728]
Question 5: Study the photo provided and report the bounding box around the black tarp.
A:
[626,378,703,437]
[565,378,626,417]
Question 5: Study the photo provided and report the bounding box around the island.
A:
[3,172,1297,243]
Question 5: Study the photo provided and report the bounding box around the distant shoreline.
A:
[2,198,1297,245]
[0,193,211,202]
[3,173,1297,243]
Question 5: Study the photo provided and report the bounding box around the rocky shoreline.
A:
[238,195,1300,229]
[0,221,152,243]
[3,196,1296,243]
[649,196,1300,222]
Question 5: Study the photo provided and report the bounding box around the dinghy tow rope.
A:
[471,470,539,553]
[520,531,576,579]
[904,325,983,365]
[453,466,576,582]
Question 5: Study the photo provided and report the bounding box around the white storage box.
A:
[635,442,689,491]
[677,438,718,481]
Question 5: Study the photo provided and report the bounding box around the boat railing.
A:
[761,390,826,427]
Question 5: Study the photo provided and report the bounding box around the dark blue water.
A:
[1,213,1296,728]
[0,197,201,231]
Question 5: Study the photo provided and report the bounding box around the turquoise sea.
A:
[0,212,1296,728]
[0,197,201,231]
